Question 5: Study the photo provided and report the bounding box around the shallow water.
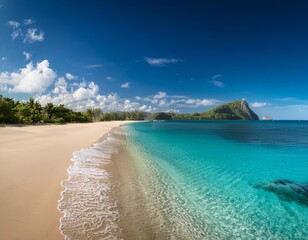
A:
[125,121,308,239]
[58,131,124,240]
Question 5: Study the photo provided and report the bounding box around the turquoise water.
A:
[125,121,308,239]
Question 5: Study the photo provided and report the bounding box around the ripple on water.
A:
[58,134,122,240]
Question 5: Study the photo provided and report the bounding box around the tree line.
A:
[0,95,146,124]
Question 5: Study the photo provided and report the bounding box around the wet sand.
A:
[110,128,167,240]
[0,122,125,240]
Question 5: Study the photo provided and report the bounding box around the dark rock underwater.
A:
[255,179,308,207]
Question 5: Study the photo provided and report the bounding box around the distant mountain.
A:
[200,100,259,120]
[147,112,173,120]
[147,100,259,120]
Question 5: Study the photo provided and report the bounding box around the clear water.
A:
[58,132,123,240]
[125,121,308,239]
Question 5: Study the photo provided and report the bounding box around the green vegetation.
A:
[147,100,259,120]
[0,95,259,124]
[0,95,90,124]
[198,100,259,120]
[146,112,173,120]
[100,111,146,121]
[0,95,145,124]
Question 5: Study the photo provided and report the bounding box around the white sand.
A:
[0,121,125,240]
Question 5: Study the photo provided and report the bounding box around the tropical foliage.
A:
[0,95,258,124]
[0,95,146,124]
[146,100,259,120]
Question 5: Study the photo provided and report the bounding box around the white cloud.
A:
[36,79,101,110]
[136,91,221,111]
[159,100,167,107]
[23,51,31,60]
[154,91,167,99]
[85,64,102,69]
[73,81,99,101]
[209,80,225,87]
[139,105,147,111]
[106,76,112,81]
[53,77,68,95]
[144,57,182,66]
[185,98,219,106]
[209,74,225,87]
[65,73,77,80]
[172,95,187,99]
[212,74,222,79]
[251,102,267,108]
[8,20,20,29]
[8,20,44,43]
[23,19,35,25]
[24,28,44,43]
[11,29,22,40]
[121,82,130,88]
[2,60,223,113]
[1,57,7,61]
[0,60,57,94]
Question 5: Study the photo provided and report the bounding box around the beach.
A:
[0,121,124,240]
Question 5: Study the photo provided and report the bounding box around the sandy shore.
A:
[0,121,125,240]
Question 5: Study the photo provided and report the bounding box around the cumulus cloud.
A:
[35,78,103,111]
[138,90,221,111]
[35,82,222,113]
[144,57,182,66]
[154,91,167,99]
[0,60,56,94]
[23,19,35,25]
[24,28,44,43]
[121,82,130,88]
[8,19,44,43]
[73,82,99,101]
[23,51,31,60]
[139,105,147,111]
[12,29,22,40]
[53,77,68,95]
[8,20,20,29]
[8,21,22,40]
[106,76,112,81]
[251,102,267,108]
[185,98,219,106]
[1,60,223,113]
[65,73,77,80]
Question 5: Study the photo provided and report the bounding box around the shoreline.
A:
[110,125,168,239]
[0,121,130,240]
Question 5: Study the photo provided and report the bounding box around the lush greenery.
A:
[147,100,259,120]
[0,95,146,124]
[0,95,90,124]
[197,100,259,120]
[146,112,173,120]
[0,95,259,124]
[100,111,146,121]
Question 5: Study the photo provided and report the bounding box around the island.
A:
[147,100,259,120]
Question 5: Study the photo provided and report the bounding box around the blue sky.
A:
[1,0,308,119]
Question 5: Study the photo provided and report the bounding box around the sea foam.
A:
[58,133,121,240]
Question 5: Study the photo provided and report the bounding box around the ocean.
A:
[125,121,308,239]
[59,120,308,239]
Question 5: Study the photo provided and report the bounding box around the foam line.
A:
[58,135,121,240]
